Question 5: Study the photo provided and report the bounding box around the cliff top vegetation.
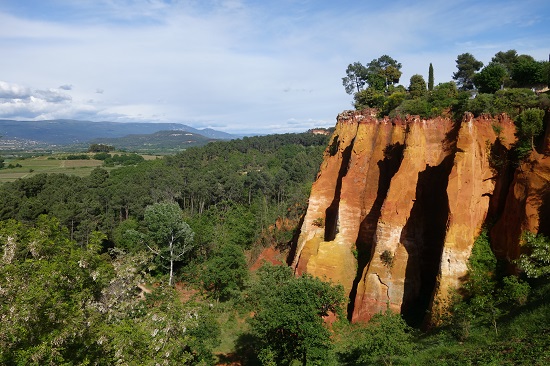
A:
[343,50,549,121]
[343,50,549,159]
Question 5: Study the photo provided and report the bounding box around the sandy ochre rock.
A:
[291,109,548,325]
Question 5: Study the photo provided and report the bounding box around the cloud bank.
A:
[0,0,548,134]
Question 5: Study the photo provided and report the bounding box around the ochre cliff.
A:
[491,114,550,264]
[290,109,550,326]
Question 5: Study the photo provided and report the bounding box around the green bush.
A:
[93,152,112,160]
[336,310,415,365]
[354,87,386,110]
[201,244,248,302]
[66,154,90,160]
[516,232,550,278]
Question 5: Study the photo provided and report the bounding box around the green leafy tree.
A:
[430,81,458,101]
[381,91,406,116]
[201,243,248,301]
[453,53,483,90]
[467,93,496,116]
[511,55,547,88]
[473,62,508,93]
[449,230,531,339]
[492,50,518,73]
[88,143,114,152]
[113,217,141,252]
[491,49,518,87]
[394,98,432,119]
[428,63,434,91]
[0,216,113,364]
[497,275,530,307]
[354,87,386,109]
[449,230,499,339]
[342,62,368,94]
[366,55,403,91]
[428,81,459,116]
[247,264,345,365]
[515,108,545,150]
[516,231,550,278]
[140,202,195,286]
[408,74,427,98]
[336,310,415,366]
[102,285,220,365]
[492,88,540,119]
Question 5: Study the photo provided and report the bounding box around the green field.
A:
[0,156,105,184]
[0,154,161,184]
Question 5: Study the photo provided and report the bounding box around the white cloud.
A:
[0,0,548,133]
[0,80,100,120]
[0,81,31,99]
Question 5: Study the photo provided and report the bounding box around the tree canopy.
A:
[141,202,195,286]
[409,74,427,98]
[453,52,484,90]
[342,62,368,94]
[366,55,403,91]
[516,232,550,278]
[473,62,508,93]
[247,265,346,365]
[342,55,402,96]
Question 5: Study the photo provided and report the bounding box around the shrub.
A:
[336,310,415,365]
[516,232,550,279]
[381,250,394,268]
[312,217,324,227]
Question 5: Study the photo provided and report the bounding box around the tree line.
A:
[342,51,549,158]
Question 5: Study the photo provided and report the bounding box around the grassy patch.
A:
[0,152,161,184]
[0,155,104,184]
[214,308,250,355]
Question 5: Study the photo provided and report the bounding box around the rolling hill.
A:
[0,119,237,152]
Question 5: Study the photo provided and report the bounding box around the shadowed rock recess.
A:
[290,109,550,326]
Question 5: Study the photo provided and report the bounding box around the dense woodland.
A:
[1,49,550,365]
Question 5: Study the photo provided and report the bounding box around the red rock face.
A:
[491,116,550,264]
[290,109,541,326]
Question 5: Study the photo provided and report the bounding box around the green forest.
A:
[1,48,550,365]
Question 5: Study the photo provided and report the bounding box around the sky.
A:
[0,0,549,135]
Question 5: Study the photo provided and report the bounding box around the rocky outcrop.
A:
[289,109,536,325]
[491,115,550,264]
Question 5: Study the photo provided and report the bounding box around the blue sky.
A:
[0,0,548,134]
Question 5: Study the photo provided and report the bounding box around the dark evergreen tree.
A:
[428,63,434,91]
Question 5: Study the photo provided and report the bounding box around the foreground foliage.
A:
[246,265,346,365]
[0,216,219,365]
[336,310,415,366]
[1,131,549,365]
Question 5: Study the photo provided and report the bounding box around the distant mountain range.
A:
[90,130,218,153]
[0,119,238,152]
